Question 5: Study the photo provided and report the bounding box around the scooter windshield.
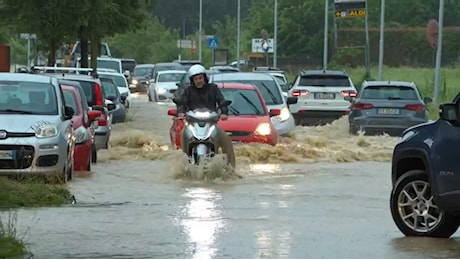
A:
[186,108,219,123]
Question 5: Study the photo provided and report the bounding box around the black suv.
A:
[390,97,460,238]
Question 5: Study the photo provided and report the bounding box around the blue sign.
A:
[207,37,219,49]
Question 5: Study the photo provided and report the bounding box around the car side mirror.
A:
[176,83,181,87]
[269,109,281,117]
[64,106,74,120]
[107,96,116,102]
[87,110,102,121]
[107,103,116,111]
[424,97,433,104]
[167,108,177,116]
[439,103,458,122]
[286,97,298,105]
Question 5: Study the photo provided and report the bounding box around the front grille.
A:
[0,130,35,140]
[0,145,35,169]
[226,131,251,137]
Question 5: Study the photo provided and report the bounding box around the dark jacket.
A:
[177,83,228,115]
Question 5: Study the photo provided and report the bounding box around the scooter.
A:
[167,100,231,165]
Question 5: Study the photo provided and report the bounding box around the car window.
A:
[122,60,136,73]
[360,85,419,100]
[96,60,121,73]
[100,79,118,98]
[133,67,153,77]
[62,89,80,115]
[299,74,351,87]
[100,74,128,88]
[273,75,286,83]
[221,89,266,116]
[213,79,283,105]
[0,81,58,115]
[157,73,185,83]
[74,80,95,106]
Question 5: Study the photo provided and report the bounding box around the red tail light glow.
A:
[94,82,104,107]
[341,90,357,97]
[351,103,374,110]
[404,104,424,112]
[292,90,309,96]
[98,111,107,126]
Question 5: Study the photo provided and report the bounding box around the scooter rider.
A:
[176,64,236,169]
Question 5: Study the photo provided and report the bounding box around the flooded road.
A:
[7,95,460,258]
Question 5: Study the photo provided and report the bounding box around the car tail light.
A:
[351,103,374,110]
[404,104,424,112]
[94,82,104,107]
[341,90,357,97]
[98,111,108,126]
[292,90,309,96]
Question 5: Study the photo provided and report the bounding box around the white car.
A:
[97,72,132,108]
[210,72,298,136]
[148,70,187,102]
[288,70,357,125]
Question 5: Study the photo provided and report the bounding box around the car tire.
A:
[349,124,358,135]
[148,91,152,102]
[390,170,460,238]
[66,154,73,181]
[153,90,158,102]
[91,144,97,163]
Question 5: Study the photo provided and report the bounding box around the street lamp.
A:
[273,0,278,68]
[198,0,203,62]
[378,0,385,80]
[237,0,241,69]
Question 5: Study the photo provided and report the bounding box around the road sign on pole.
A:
[334,0,366,19]
[207,37,219,49]
[251,38,274,53]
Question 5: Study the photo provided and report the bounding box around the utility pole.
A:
[237,0,241,69]
[273,0,278,68]
[378,0,385,80]
[323,0,329,70]
[198,0,203,62]
[433,0,445,105]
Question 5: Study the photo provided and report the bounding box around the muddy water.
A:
[6,95,460,258]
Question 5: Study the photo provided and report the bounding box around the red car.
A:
[167,83,280,148]
[61,85,102,171]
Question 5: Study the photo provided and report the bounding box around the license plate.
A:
[314,93,335,99]
[378,108,401,115]
[0,150,15,160]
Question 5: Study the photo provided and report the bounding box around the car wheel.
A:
[66,157,73,181]
[148,90,152,102]
[390,170,460,238]
[91,144,98,163]
[154,90,158,102]
[60,166,67,184]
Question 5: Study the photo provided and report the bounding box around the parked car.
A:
[61,85,101,171]
[389,99,460,238]
[348,81,431,136]
[148,70,187,102]
[100,77,126,123]
[288,70,358,126]
[51,73,114,150]
[58,79,99,163]
[98,72,132,108]
[151,62,186,83]
[77,57,123,74]
[210,72,298,136]
[209,66,240,73]
[0,73,75,182]
[130,64,155,93]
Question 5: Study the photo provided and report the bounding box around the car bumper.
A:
[271,116,296,136]
[0,136,68,176]
[229,133,278,146]
[350,117,427,135]
[129,83,148,92]
[74,142,91,171]
[94,131,110,150]
[157,91,175,101]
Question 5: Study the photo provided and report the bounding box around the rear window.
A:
[213,79,283,105]
[133,67,153,77]
[100,79,118,98]
[221,89,266,116]
[360,86,419,100]
[299,75,351,87]
[74,80,95,106]
[158,73,185,83]
[63,89,80,115]
[122,60,136,73]
[100,74,128,88]
[96,60,121,73]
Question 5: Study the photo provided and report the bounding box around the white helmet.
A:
[188,64,206,78]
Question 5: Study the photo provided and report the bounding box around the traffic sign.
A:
[207,37,219,49]
[335,0,366,18]
[251,38,274,53]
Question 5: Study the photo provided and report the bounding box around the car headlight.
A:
[157,88,167,94]
[277,107,291,122]
[35,125,58,138]
[74,126,88,144]
[131,79,138,84]
[254,123,271,136]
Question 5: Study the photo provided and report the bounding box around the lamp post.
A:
[377,0,385,80]
[237,0,241,69]
[273,0,278,67]
[198,0,203,62]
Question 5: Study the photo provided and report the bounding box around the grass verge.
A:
[0,211,26,258]
[0,177,71,208]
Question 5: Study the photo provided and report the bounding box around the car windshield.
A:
[299,74,351,87]
[62,89,80,115]
[122,60,136,73]
[100,79,118,98]
[360,85,419,100]
[221,89,266,116]
[100,74,128,88]
[213,79,283,105]
[133,67,153,77]
[0,81,58,115]
[157,73,185,83]
[96,60,121,73]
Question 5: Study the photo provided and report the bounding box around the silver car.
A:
[210,72,298,136]
[348,80,432,136]
[0,73,75,182]
[148,70,187,102]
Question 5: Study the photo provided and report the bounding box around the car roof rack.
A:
[32,66,101,78]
